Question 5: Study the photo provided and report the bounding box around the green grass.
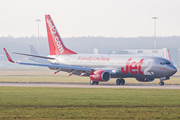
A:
[1,87,180,106]
[0,87,180,119]
[1,106,180,120]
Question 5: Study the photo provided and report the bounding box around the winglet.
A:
[3,48,15,63]
[167,50,171,61]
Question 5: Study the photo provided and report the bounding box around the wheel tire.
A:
[120,79,125,85]
[159,81,164,86]
[94,82,99,85]
[116,79,121,85]
[90,80,94,85]
[161,82,164,85]
[159,82,161,86]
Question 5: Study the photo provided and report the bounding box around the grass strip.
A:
[0,87,180,119]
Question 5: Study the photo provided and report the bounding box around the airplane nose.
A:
[168,66,177,76]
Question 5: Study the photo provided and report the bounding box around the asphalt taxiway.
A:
[0,83,180,89]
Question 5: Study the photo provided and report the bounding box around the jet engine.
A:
[90,70,110,81]
[136,78,155,82]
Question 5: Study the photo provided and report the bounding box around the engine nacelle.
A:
[90,70,110,82]
[136,78,155,82]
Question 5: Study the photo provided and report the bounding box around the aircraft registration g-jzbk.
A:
[3,14,177,86]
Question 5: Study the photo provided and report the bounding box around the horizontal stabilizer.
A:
[30,45,39,55]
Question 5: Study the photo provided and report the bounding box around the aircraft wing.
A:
[18,62,92,71]
[13,52,55,60]
[3,48,92,72]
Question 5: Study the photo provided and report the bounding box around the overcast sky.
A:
[0,0,180,38]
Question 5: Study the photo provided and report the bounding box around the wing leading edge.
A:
[13,52,55,60]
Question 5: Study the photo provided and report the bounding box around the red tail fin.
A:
[45,15,77,55]
[167,50,171,61]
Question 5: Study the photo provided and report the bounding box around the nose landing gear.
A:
[159,77,169,86]
[159,81,164,86]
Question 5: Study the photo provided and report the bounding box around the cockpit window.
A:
[166,62,171,65]
[160,61,172,65]
[160,62,165,65]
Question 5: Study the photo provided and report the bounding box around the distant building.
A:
[122,48,168,58]
[110,48,179,67]
[94,48,98,54]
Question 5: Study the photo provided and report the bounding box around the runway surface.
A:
[0,82,180,89]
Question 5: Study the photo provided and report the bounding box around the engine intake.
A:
[136,78,155,82]
[90,70,110,82]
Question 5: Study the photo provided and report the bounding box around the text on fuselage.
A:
[121,58,144,75]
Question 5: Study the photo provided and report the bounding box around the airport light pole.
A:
[152,17,158,55]
[35,19,41,53]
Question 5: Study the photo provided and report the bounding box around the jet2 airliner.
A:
[3,15,177,86]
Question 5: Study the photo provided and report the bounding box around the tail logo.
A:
[47,18,64,53]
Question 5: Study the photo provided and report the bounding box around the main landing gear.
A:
[159,81,164,86]
[116,78,125,85]
[90,79,126,85]
[90,80,99,85]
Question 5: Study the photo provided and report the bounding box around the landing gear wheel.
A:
[159,81,164,86]
[90,80,94,85]
[120,79,125,85]
[116,79,121,85]
[94,82,99,85]
[116,79,125,85]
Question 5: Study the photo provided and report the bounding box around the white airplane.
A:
[3,15,177,86]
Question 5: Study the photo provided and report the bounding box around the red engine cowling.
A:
[90,70,110,82]
[136,78,155,82]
